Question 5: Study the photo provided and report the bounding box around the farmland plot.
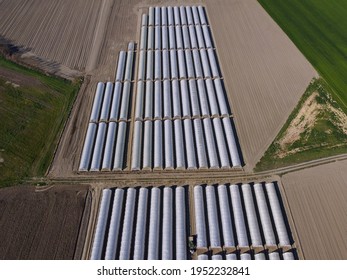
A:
[0,185,91,260]
[282,160,347,259]
[0,0,102,71]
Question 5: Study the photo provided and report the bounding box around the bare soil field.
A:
[0,185,91,260]
[205,0,317,170]
[282,160,347,259]
[0,0,102,71]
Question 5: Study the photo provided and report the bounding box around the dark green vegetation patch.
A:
[258,0,347,113]
[0,56,81,187]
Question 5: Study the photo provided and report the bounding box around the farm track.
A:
[45,153,347,187]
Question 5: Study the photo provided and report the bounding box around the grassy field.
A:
[255,78,347,171]
[0,56,81,187]
[258,0,347,113]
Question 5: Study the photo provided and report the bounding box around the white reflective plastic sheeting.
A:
[197,79,210,117]
[185,6,194,25]
[173,6,181,25]
[217,184,236,248]
[180,80,191,117]
[113,122,127,171]
[90,189,112,260]
[213,118,230,168]
[162,187,173,260]
[162,26,168,50]
[154,81,162,119]
[141,14,148,26]
[79,123,97,171]
[154,49,161,78]
[131,121,143,171]
[192,49,203,78]
[269,251,281,260]
[99,82,113,121]
[104,189,124,260]
[90,122,107,171]
[189,25,198,49]
[183,119,197,169]
[153,120,163,169]
[208,48,219,77]
[180,6,187,25]
[212,254,223,260]
[283,251,295,260]
[90,82,105,122]
[163,80,172,118]
[192,6,200,25]
[148,7,155,26]
[253,183,277,246]
[162,50,170,79]
[140,25,148,51]
[146,50,153,80]
[175,186,187,260]
[148,187,161,259]
[118,81,131,121]
[155,6,161,26]
[115,51,126,81]
[205,185,221,248]
[241,183,263,247]
[193,119,208,168]
[175,25,183,49]
[172,80,182,117]
[124,42,134,81]
[194,185,207,248]
[164,120,174,169]
[168,26,176,49]
[222,117,242,167]
[109,82,122,121]
[205,78,219,116]
[170,50,178,79]
[202,25,213,48]
[134,81,144,120]
[119,188,137,260]
[198,6,207,25]
[142,120,153,169]
[213,79,229,116]
[137,50,146,81]
[226,253,237,260]
[177,49,187,78]
[182,26,191,48]
[167,6,174,26]
[174,119,185,169]
[202,118,219,168]
[133,188,149,260]
[255,253,266,260]
[101,122,118,171]
[147,26,154,50]
[195,24,205,48]
[265,182,291,247]
[161,7,168,26]
[240,253,252,260]
[144,81,153,119]
[198,254,209,260]
[229,184,249,247]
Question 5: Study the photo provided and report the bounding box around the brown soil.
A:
[0,185,91,260]
[282,160,347,259]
